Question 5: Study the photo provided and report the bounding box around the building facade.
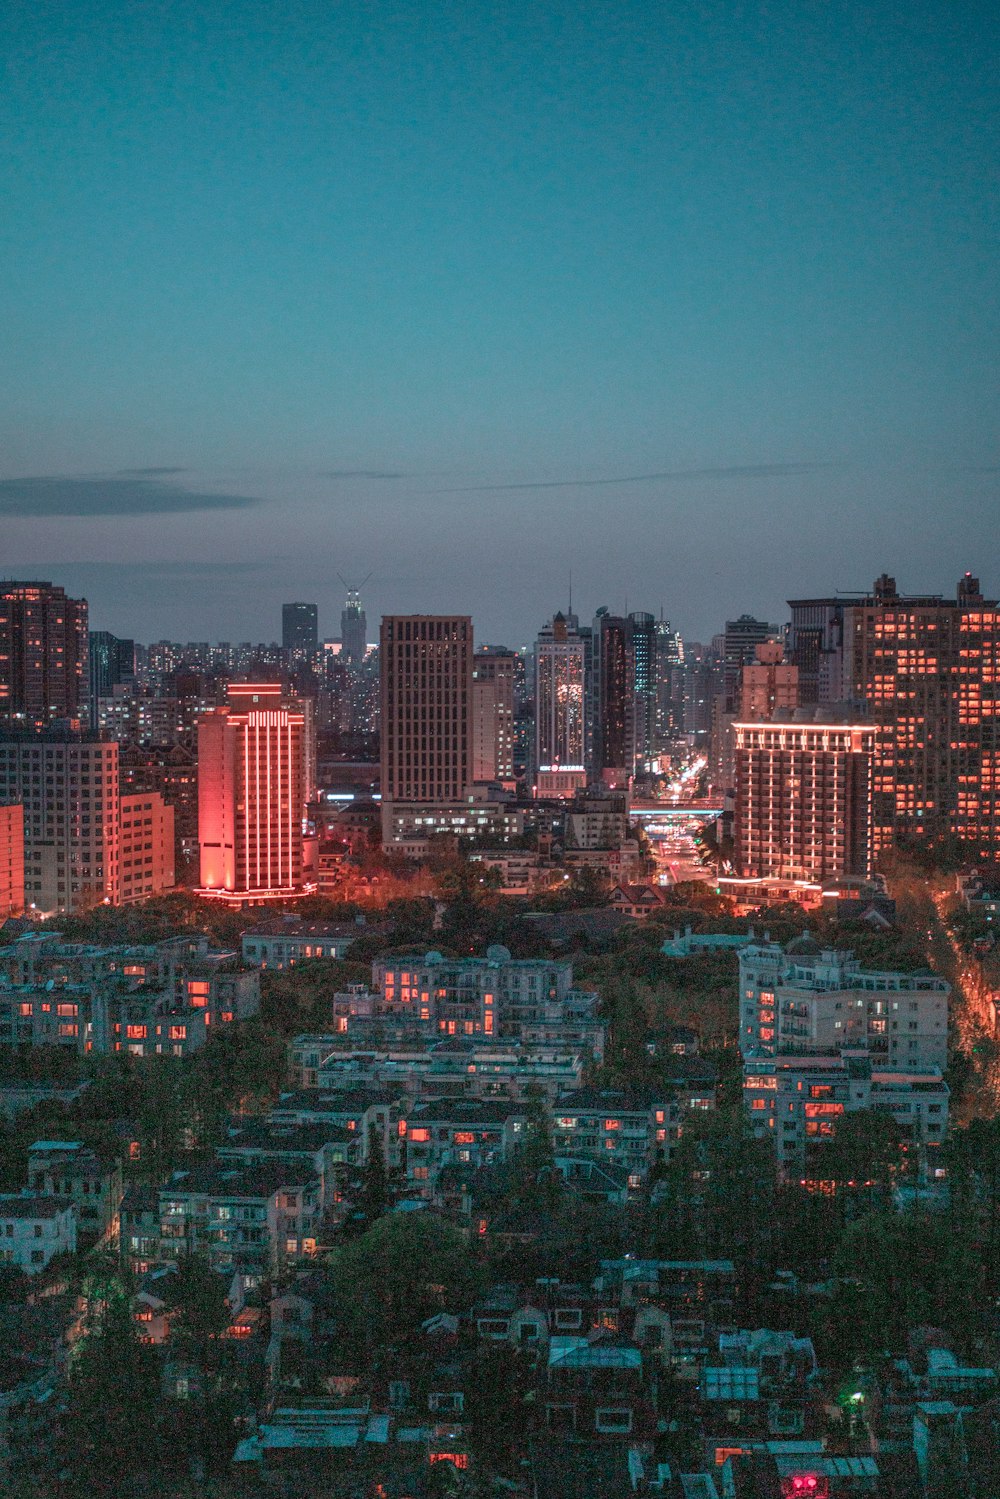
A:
[0,581,88,731]
[0,738,120,913]
[282,602,318,658]
[0,803,25,919]
[198,684,311,900]
[738,939,949,1070]
[472,649,515,784]
[731,717,875,888]
[533,612,590,797]
[380,614,472,802]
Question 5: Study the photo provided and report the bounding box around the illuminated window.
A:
[409,1127,431,1143]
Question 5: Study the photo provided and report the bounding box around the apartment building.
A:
[738,936,949,1071]
[551,1089,683,1179]
[0,1196,76,1272]
[0,802,24,919]
[372,946,602,1052]
[26,1141,122,1247]
[0,932,259,1056]
[743,1053,949,1174]
[158,1163,322,1274]
[398,1099,528,1194]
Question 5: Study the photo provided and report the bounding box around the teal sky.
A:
[2,1,998,643]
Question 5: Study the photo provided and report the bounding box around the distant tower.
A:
[340,577,369,665]
[282,602,318,658]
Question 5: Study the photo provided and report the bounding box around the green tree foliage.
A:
[60,1288,166,1495]
[325,1214,485,1366]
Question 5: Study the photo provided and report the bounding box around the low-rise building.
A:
[373,947,603,1054]
[739,936,949,1071]
[0,1195,76,1272]
[158,1163,322,1274]
[742,1053,949,1176]
[26,1141,122,1247]
[399,1099,527,1194]
[551,1088,683,1178]
[241,918,367,969]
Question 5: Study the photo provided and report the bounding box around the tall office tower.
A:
[472,648,516,784]
[593,611,633,787]
[0,582,89,731]
[629,612,657,770]
[0,802,25,919]
[683,643,721,746]
[198,684,310,900]
[533,612,589,797]
[732,716,875,886]
[654,616,684,747]
[282,602,319,658]
[739,641,800,721]
[340,586,368,665]
[380,615,472,808]
[88,631,135,722]
[723,615,775,695]
[838,572,1000,860]
[787,598,846,705]
[0,738,120,913]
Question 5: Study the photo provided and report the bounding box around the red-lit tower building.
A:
[197,684,312,901]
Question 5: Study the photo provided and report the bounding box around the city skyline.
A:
[3,1,998,643]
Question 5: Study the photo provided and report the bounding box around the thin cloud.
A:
[116,465,188,476]
[0,476,263,517]
[428,461,840,494]
[321,469,409,480]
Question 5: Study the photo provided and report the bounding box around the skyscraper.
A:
[88,630,135,722]
[730,715,875,890]
[380,615,472,807]
[533,612,588,797]
[841,573,1000,859]
[340,585,368,665]
[198,684,311,900]
[0,581,88,730]
[722,614,775,695]
[593,610,632,787]
[0,738,120,913]
[282,602,319,657]
[472,648,516,784]
[629,612,657,770]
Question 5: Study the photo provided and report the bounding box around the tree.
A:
[325,1213,485,1365]
[359,1127,391,1222]
[60,1287,166,1495]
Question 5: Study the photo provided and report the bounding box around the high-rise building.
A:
[340,586,368,665]
[0,738,120,913]
[787,597,846,705]
[198,684,311,900]
[593,611,632,787]
[654,617,685,748]
[472,648,516,784]
[739,641,799,721]
[840,573,1000,859]
[629,612,657,770]
[88,630,135,723]
[0,581,88,731]
[282,602,319,658]
[0,802,25,919]
[533,612,589,797]
[119,791,175,903]
[730,715,875,890]
[380,616,472,814]
[722,614,775,695]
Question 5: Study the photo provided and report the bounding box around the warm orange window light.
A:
[453,1132,476,1145]
[126,1024,147,1040]
[408,1127,431,1143]
[604,1118,621,1131]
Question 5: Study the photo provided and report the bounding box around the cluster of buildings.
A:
[4,568,1000,915]
[737,935,951,1181]
[0,928,259,1056]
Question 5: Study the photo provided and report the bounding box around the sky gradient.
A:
[3,1,998,644]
